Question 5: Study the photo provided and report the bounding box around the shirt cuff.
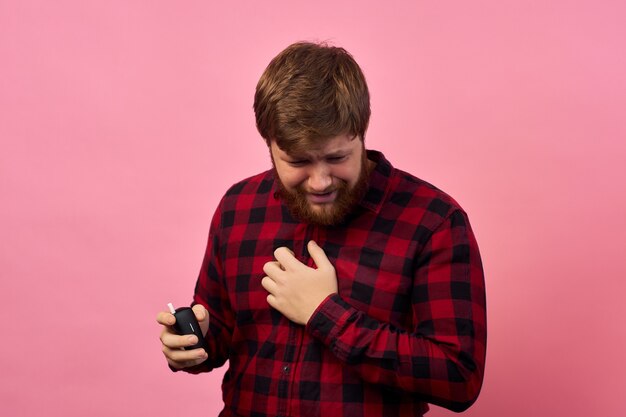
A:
[306,293,356,348]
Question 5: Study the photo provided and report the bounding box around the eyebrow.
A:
[283,149,353,160]
[326,149,352,158]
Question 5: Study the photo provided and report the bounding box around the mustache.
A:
[296,181,347,195]
[304,188,338,195]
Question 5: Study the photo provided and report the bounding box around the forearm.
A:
[307,294,486,411]
[180,201,234,373]
[188,270,234,373]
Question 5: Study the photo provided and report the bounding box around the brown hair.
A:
[254,42,370,153]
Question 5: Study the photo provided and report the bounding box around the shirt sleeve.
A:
[306,209,487,412]
[177,199,235,374]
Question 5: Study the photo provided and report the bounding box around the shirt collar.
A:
[359,150,393,214]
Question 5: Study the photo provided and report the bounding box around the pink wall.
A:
[2,1,625,416]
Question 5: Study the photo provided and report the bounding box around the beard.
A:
[273,151,371,226]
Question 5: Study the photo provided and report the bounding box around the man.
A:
[157,42,486,416]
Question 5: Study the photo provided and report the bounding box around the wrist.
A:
[305,293,335,325]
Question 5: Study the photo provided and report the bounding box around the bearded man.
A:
[157,42,487,417]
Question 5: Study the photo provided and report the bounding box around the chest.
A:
[219,210,419,329]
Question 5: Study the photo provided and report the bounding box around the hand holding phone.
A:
[157,303,210,369]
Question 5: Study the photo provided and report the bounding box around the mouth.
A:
[306,190,338,204]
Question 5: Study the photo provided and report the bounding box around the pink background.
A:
[2,1,625,416]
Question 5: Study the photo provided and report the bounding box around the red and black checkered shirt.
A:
[186,151,486,417]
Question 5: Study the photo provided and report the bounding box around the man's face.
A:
[270,134,371,226]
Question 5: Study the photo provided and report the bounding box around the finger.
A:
[167,356,206,370]
[192,304,209,323]
[266,293,279,310]
[273,247,301,269]
[160,330,200,349]
[156,311,176,326]
[261,276,278,294]
[192,303,210,336]
[263,260,285,277]
[164,346,207,367]
[307,240,331,269]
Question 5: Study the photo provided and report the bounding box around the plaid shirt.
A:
[187,151,486,417]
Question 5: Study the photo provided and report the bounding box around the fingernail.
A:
[188,335,197,344]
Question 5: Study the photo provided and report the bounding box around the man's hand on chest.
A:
[261,240,338,325]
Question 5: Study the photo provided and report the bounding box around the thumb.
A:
[192,304,209,323]
[192,304,210,336]
[307,240,331,269]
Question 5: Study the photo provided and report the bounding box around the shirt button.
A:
[282,365,290,373]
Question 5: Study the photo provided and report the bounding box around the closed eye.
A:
[287,160,309,167]
[327,155,347,163]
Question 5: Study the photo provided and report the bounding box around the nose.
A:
[307,164,332,192]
